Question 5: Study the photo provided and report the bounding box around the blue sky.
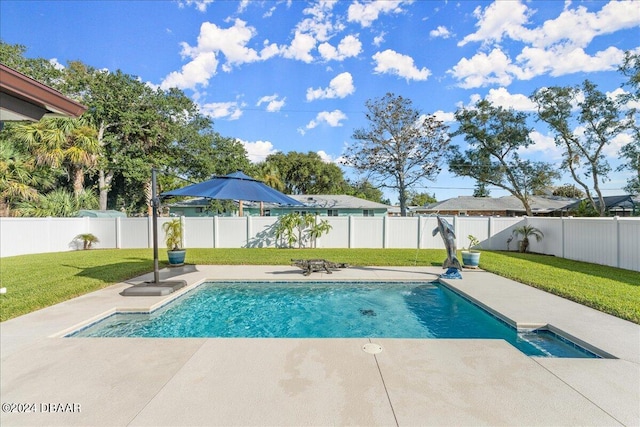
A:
[1,0,639,202]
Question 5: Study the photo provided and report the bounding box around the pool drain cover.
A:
[362,343,383,354]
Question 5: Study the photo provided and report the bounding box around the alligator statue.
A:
[291,259,349,276]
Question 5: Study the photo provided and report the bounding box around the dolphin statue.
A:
[432,216,462,270]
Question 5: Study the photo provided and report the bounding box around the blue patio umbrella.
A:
[145,171,303,285]
[161,171,302,206]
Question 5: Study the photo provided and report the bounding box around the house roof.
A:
[168,194,390,210]
[420,195,577,214]
[288,194,390,210]
[0,64,87,122]
[562,195,638,211]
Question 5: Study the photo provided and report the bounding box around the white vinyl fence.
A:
[1,215,638,271]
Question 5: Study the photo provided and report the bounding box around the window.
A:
[327,209,338,216]
[363,210,374,217]
[264,209,271,216]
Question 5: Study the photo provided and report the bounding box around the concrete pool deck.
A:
[1,265,638,426]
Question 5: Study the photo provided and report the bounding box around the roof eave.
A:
[0,64,87,122]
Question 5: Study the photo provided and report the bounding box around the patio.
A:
[1,265,639,426]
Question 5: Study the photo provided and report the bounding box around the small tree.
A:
[274,213,332,248]
[345,93,450,217]
[512,225,544,253]
[162,219,183,250]
[274,213,302,248]
[75,233,99,250]
[307,216,332,248]
[450,99,559,216]
[532,81,627,216]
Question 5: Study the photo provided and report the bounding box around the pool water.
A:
[70,281,597,358]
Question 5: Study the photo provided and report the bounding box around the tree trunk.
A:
[72,167,84,196]
[98,169,114,211]
[399,178,407,217]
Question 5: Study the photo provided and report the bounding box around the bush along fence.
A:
[1,215,638,271]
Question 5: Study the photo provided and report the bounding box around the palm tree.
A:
[16,188,98,217]
[14,117,100,195]
[0,141,56,216]
[257,163,285,215]
[258,163,285,191]
[512,224,544,253]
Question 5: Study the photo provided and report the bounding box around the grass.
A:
[0,248,638,324]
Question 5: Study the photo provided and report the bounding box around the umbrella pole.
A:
[152,168,160,284]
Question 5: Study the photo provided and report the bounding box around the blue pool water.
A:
[71,281,597,358]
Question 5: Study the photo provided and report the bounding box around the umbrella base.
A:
[120,280,187,296]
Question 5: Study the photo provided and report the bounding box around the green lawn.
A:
[0,248,638,324]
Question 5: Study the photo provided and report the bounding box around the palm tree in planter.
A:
[512,225,544,253]
[162,219,186,266]
[461,235,481,268]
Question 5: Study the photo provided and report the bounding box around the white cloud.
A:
[200,101,244,120]
[485,87,536,111]
[520,131,563,159]
[347,0,408,28]
[430,25,452,39]
[161,19,270,89]
[608,88,640,110]
[373,32,386,46]
[161,52,218,90]
[458,1,531,47]
[256,94,286,112]
[316,150,346,164]
[188,20,261,68]
[522,0,640,49]
[306,72,355,101]
[603,132,633,158]
[304,110,347,131]
[177,0,213,12]
[372,49,431,81]
[432,110,455,123]
[449,48,517,88]
[49,58,65,70]
[453,1,639,87]
[517,45,624,78]
[237,139,278,163]
[318,34,362,61]
[297,1,343,42]
[281,31,316,63]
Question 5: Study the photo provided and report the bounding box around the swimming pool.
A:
[70,281,598,358]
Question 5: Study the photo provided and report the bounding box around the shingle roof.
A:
[169,194,390,210]
[422,195,577,213]
[290,195,390,209]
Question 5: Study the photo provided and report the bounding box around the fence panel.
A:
[319,217,350,248]
[88,218,118,249]
[119,218,151,249]
[454,216,491,250]
[351,217,384,248]
[246,217,278,248]
[563,218,619,267]
[527,217,564,257]
[387,217,420,248]
[185,217,215,248]
[216,217,248,248]
[618,218,640,271]
[486,217,522,250]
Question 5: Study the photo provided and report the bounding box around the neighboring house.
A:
[166,198,217,217]
[414,195,578,217]
[561,195,639,217]
[167,195,390,217]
